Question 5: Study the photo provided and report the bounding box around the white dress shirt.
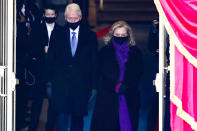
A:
[46,23,55,46]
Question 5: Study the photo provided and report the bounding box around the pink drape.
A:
[171,46,197,131]
[160,0,197,56]
[154,0,197,130]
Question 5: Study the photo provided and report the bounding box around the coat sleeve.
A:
[90,31,99,90]
[98,45,120,92]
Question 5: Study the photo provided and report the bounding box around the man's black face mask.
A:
[67,21,81,30]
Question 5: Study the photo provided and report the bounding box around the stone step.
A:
[95,0,158,23]
[97,7,156,12]
[97,11,158,23]
[97,2,156,11]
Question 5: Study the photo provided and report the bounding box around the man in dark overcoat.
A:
[46,3,98,131]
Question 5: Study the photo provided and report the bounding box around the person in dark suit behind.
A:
[28,5,62,131]
[148,18,159,63]
[16,0,41,130]
[148,18,170,131]
[147,18,159,131]
[91,21,143,131]
[45,3,98,131]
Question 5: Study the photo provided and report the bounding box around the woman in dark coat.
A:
[91,21,143,131]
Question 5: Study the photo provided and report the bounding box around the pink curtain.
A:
[154,0,197,130]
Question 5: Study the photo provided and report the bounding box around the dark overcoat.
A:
[29,22,62,98]
[91,43,143,131]
[48,25,98,116]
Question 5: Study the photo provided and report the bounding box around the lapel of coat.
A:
[64,26,73,58]
[42,23,49,44]
[49,23,57,43]
[110,43,120,70]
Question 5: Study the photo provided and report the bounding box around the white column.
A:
[7,0,16,130]
[159,16,165,131]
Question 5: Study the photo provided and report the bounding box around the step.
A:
[95,0,158,23]
[97,7,157,12]
[97,2,155,9]
[97,11,158,22]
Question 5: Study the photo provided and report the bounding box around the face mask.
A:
[113,36,129,45]
[21,4,25,15]
[67,21,81,30]
[44,17,56,24]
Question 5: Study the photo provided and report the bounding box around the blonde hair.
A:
[104,21,135,46]
[64,3,82,17]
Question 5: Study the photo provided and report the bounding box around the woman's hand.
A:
[115,83,128,94]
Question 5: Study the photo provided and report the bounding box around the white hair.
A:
[64,3,82,17]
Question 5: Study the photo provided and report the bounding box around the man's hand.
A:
[45,46,49,53]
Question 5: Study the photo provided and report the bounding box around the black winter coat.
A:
[30,22,63,98]
[48,25,98,116]
[91,43,143,131]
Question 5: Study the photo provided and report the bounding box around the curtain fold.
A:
[154,0,197,130]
